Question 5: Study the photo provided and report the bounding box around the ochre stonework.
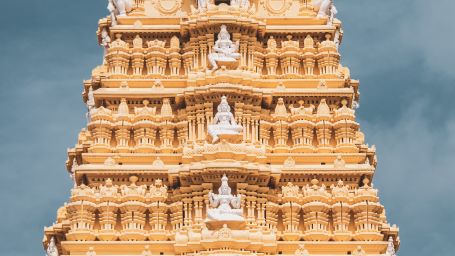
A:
[43,0,400,255]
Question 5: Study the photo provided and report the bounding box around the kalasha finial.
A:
[129,175,139,185]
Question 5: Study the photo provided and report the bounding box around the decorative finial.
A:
[129,175,139,185]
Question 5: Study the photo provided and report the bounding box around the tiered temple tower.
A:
[43,0,400,255]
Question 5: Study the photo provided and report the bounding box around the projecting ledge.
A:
[61,241,175,255]
[276,241,388,254]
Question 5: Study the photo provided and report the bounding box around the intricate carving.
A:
[284,156,296,168]
[149,179,168,197]
[267,36,277,53]
[273,98,289,118]
[154,0,182,15]
[216,224,233,239]
[331,179,349,197]
[133,35,143,48]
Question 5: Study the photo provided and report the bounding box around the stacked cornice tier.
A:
[44,1,399,256]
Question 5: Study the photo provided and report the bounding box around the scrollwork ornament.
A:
[153,0,182,15]
[261,0,292,15]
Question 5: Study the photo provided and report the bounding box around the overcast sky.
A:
[0,0,454,255]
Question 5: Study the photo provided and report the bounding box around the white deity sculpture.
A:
[207,96,243,143]
[208,25,240,71]
[46,237,59,256]
[206,174,244,222]
[101,28,111,59]
[107,0,133,25]
[313,0,337,22]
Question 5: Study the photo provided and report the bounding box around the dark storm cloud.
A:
[0,0,453,255]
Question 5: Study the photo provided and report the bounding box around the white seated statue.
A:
[206,174,244,223]
[208,25,240,71]
[207,96,243,143]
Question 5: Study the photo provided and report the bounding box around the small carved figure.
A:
[207,96,243,143]
[208,25,240,71]
[289,100,315,116]
[100,178,119,197]
[170,36,180,49]
[121,176,147,196]
[198,0,208,10]
[331,179,349,197]
[282,182,300,198]
[304,34,314,48]
[133,35,143,48]
[46,237,59,256]
[267,36,277,52]
[273,98,289,118]
[149,179,168,197]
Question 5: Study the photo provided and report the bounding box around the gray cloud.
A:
[361,101,455,256]
[0,0,453,255]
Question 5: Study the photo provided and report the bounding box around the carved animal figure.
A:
[312,0,334,18]
[107,0,133,25]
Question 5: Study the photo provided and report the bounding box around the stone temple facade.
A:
[43,0,400,255]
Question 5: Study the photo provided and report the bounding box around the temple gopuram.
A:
[43,0,400,255]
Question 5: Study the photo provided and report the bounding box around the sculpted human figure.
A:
[206,174,244,222]
[208,25,240,71]
[207,96,243,143]
[101,28,111,59]
[46,237,59,256]
[100,178,119,197]
[267,36,277,53]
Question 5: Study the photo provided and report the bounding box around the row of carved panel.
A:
[86,98,360,153]
[64,178,386,242]
[104,34,342,78]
